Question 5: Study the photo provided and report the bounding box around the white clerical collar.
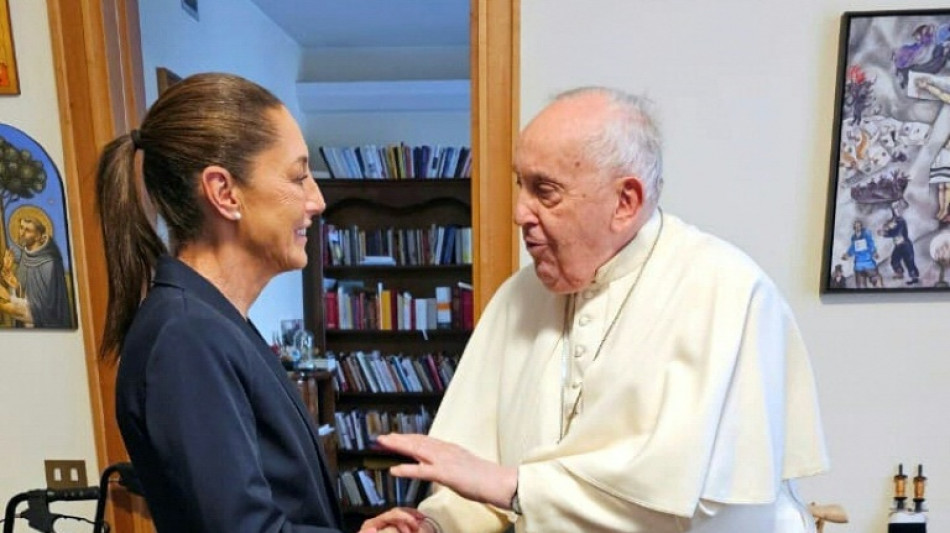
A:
[591,208,663,286]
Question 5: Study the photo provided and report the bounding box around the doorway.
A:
[46,0,518,530]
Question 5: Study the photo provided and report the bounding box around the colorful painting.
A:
[0,0,19,95]
[823,9,950,292]
[0,124,77,328]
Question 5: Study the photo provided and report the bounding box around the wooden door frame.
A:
[48,0,518,529]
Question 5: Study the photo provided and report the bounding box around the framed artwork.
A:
[280,318,304,347]
[181,0,199,21]
[823,8,950,292]
[0,0,19,95]
[156,67,182,96]
[0,124,77,328]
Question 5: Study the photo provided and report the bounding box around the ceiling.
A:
[249,0,470,48]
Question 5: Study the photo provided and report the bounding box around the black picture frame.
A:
[823,8,950,293]
[181,0,199,21]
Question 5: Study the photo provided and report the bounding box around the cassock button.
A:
[582,289,595,300]
[574,345,586,358]
[572,379,582,389]
[578,315,591,326]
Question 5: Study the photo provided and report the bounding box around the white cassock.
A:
[418,210,829,533]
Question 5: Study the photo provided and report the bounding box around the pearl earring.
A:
[233,211,242,221]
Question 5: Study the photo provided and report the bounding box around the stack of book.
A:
[334,406,432,452]
[338,466,427,508]
[324,223,473,267]
[319,143,472,180]
[324,282,474,332]
[329,350,459,394]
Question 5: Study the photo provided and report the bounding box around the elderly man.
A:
[374,87,828,533]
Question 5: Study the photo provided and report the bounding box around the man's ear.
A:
[199,165,243,221]
[612,175,644,231]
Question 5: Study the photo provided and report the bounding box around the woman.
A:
[96,72,421,533]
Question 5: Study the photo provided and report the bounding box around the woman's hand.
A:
[358,506,427,533]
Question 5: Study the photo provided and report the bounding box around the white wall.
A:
[137,0,305,336]
[522,1,950,531]
[0,0,98,523]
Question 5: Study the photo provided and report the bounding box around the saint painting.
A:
[0,124,76,329]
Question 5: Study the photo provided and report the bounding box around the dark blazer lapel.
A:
[153,257,341,520]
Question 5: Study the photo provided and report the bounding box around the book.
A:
[334,412,352,450]
[318,146,338,179]
[414,298,429,331]
[379,289,393,331]
[454,147,470,178]
[459,282,474,330]
[388,355,411,391]
[424,354,444,391]
[357,469,385,506]
[438,146,453,178]
[325,224,344,265]
[428,145,443,178]
[354,351,380,393]
[404,478,424,504]
[435,286,452,329]
[412,359,434,392]
[324,291,339,330]
[398,357,423,392]
[460,227,472,264]
[427,299,437,332]
[350,411,367,450]
[360,255,396,266]
[340,470,364,506]
[440,226,457,265]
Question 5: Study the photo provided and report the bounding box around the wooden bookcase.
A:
[302,178,472,530]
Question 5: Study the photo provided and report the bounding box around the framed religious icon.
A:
[0,0,19,95]
[0,124,77,328]
[823,8,950,292]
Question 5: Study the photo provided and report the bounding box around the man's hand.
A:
[358,507,426,533]
[376,433,518,510]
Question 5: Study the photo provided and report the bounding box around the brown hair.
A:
[95,72,283,359]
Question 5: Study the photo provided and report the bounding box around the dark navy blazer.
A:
[116,256,342,532]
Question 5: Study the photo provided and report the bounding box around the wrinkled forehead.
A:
[514,129,594,184]
[516,113,600,171]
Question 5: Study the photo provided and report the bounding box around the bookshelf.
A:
[302,176,473,529]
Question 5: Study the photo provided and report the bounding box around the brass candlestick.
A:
[894,463,908,511]
[913,464,927,513]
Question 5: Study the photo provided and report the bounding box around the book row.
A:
[333,406,433,452]
[324,281,474,332]
[319,143,471,180]
[329,350,460,394]
[324,223,473,267]
[338,468,429,508]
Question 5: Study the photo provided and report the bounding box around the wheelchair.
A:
[2,463,140,533]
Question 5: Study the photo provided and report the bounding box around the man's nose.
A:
[513,191,535,227]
